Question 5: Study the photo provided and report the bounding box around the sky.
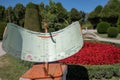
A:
[0,0,109,13]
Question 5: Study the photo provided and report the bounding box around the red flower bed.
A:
[58,42,120,65]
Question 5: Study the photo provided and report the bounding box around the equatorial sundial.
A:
[2,21,83,80]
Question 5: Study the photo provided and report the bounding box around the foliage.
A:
[26,2,38,9]
[102,16,118,27]
[113,65,120,77]
[88,17,100,29]
[0,5,5,21]
[88,5,103,28]
[5,6,15,23]
[86,64,120,79]
[56,2,68,23]
[14,4,25,19]
[38,2,45,19]
[48,28,55,32]
[70,8,81,22]
[38,0,70,32]
[82,21,93,29]
[19,18,24,27]
[14,3,25,26]
[97,22,110,34]
[117,14,120,26]
[101,0,120,17]
[88,0,120,27]
[107,27,119,38]
[104,68,114,79]
[0,21,6,40]
[100,0,120,26]
[117,25,120,33]
[79,11,86,25]
[24,2,41,32]
[0,0,84,31]
[89,5,103,18]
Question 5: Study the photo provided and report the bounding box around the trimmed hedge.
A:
[97,22,110,34]
[107,27,119,38]
[24,2,41,32]
[66,64,120,80]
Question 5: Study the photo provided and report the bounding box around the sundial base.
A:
[19,63,67,80]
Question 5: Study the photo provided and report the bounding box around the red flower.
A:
[58,42,120,65]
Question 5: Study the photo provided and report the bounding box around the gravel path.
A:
[84,30,120,44]
[0,41,6,56]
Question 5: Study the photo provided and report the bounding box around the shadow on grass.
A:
[67,65,89,80]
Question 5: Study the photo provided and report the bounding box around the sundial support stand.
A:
[19,20,67,80]
[19,63,67,80]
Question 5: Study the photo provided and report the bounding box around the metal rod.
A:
[43,19,49,76]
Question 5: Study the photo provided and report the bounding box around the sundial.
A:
[2,21,83,80]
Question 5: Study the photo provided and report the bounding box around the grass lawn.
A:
[0,54,31,80]
[0,54,120,80]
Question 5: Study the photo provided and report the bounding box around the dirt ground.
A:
[0,41,6,56]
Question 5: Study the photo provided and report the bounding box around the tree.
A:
[117,14,120,33]
[70,8,81,22]
[100,0,120,26]
[55,2,68,23]
[88,5,103,28]
[39,0,69,31]
[101,0,120,17]
[89,5,103,18]
[117,14,120,25]
[79,11,86,25]
[38,2,45,18]
[5,6,15,23]
[14,3,25,19]
[14,3,25,26]
[39,2,44,10]
[49,0,57,14]
[88,0,120,27]
[0,21,6,40]
[0,5,5,21]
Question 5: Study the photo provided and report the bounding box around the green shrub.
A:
[0,21,6,40]
[86,64,120,79]
[113,65,120,77]
[94,70,104,79]
[97,22,110,34]
[104,68,114,79]
[117,25,120,33]
[107,27,119,38]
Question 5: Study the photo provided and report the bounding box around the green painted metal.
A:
[2,21,83,62]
